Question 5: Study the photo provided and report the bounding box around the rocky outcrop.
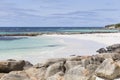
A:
[64,65,90,80]
[0,60,33,73]
[97,44,120,53]
[1,44,120,80]
[95,58,120,80]
[0,71,30,80]
[25,67,46,80]
[47,72,64,80]
[45,62,65,79]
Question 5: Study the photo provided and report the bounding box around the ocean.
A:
[0,27,118,64]
[0,27,119,34]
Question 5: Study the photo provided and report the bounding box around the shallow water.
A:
[0,36,63,62]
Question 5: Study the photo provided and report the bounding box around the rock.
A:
[94,76,104,80]
[0,60,33,73]
[33,63,44,68]
[0,73,6,78]
[90,55,105,65]
[86,64,99,73]
[0,60,25,73]
[81,55,103,68]
[97,44,120,53]
[7,59,16,61]
[115,78,120,80]
[67,56,82,61]
[45,62,65,79]
[95,58,120,80]
[96,48,107,53]
[0,71,30,80]
[23,61,33,70]
[64,65,93,80]
[43,58,66,68]
[106,44,120,53]
[106,44,120,52]
[81,58,91,68]
[25,67,46,80]
[47,72,64,80]
[65,61,81,72]
[97,53,120,61]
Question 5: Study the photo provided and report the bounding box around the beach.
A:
[0,33,120,64]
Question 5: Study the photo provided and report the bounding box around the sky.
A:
[0,0,120,27]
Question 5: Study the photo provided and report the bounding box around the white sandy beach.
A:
[45,33,120,46]
[30,33,120,63]
[43,33,120,55]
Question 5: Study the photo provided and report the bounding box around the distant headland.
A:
[105,23,120,29]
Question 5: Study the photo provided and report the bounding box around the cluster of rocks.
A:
[0,44,120,80]
[97,44,120,53]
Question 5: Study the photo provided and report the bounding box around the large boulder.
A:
[66,56,82,61]
[65,61,81,72]
[97,53,120,61]
[0,73,6,79]
[0,60,33,73]
[64,65,94,80]
[23,61,33,70]
[81,55,104,68]
[95,58,120,80]
[106,44,120,53]
[45,62,65,79]
[96,48,107,54]
[0,71,30,80]
[47,72,64,80]
[42,58,66,68]
[25,67,46,80]
[97,44,120,53]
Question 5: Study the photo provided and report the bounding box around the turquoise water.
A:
[62,29,119,33]
[0,36,64,62]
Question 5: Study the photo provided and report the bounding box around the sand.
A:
[45,33,120,46]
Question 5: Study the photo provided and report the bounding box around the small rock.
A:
[0,71,30,80]
[96,48,107,53]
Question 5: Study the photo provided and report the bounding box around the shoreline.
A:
[0,31,119,36]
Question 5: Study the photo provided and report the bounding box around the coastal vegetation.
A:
[105,23,120,29]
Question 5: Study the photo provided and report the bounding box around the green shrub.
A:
[115,23,120,28]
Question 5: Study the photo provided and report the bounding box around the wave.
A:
[0,36,27,41]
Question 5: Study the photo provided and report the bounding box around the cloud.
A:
[53,11,98,17]
[93,9,119,12]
